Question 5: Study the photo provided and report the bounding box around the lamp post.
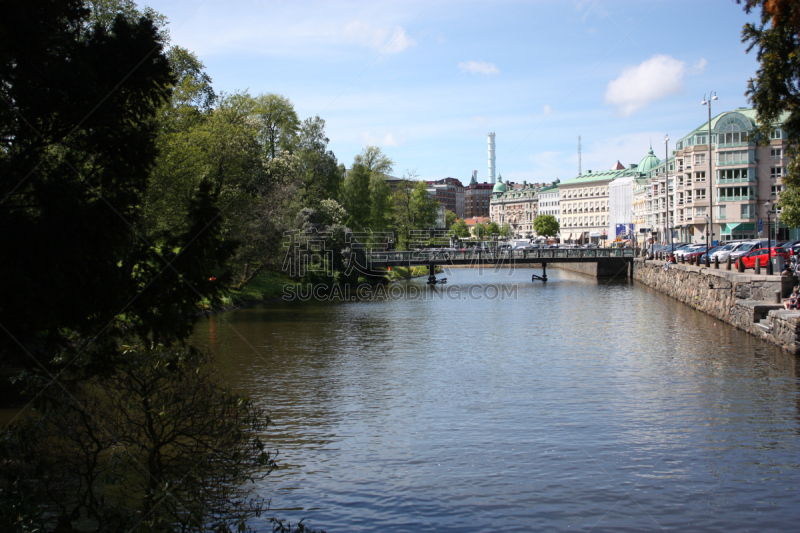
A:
[765,200,773,275]
[702,91,717,249]
[705,214,710,267]
[664,134,672,250]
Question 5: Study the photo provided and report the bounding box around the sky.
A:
[142,0,762,184]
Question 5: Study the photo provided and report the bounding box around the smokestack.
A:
[488,132,496,184]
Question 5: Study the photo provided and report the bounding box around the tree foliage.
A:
[451,218,471,239]
[534,214,560,237]
[741,0,800,225]
[0,344,279,532]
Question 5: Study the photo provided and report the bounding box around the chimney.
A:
[488,132,496,184]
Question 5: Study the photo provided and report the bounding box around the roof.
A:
[463,216,490,226]
[558,166,641,187]
[637,146,660,174]
[678,107,790,142]
[492,178,507,194]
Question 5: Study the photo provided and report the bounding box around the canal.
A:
[191,267,799,532]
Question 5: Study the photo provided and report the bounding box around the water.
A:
[191,267,800,532]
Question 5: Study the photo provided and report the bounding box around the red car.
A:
[739,247,790,269]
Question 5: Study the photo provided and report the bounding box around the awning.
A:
[562,232,572,240]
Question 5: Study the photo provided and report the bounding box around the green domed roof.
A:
[638,146,660,174]
[492,177,507,194]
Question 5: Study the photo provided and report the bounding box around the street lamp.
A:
[765,200,773,275]
[702,91,717,250]
[664,134,672,250]
[705,214,710,267]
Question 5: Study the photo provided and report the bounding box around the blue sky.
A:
[145,0,761,184]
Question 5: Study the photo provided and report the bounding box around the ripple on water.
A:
[192,267,800,532]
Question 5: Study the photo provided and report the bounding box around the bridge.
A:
[366,248,636,283]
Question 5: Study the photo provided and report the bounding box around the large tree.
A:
[741,0,800,225]
[534,214,560,238]
[0,0,207,372]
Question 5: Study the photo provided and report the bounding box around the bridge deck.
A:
[367,248,635,267]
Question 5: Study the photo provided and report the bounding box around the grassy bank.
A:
[201,270,298,309]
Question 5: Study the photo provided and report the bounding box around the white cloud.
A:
[689,58,707,75]
[342,20,415,54]
[605,54,701,116]
[362,131,402,147]
[542,104,554,116]
[458,60,500,75]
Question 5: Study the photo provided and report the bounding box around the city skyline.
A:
[147,0,761,182]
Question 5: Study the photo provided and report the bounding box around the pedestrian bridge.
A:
[366,248,636,282]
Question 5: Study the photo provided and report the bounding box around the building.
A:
[489,178,549,239]
[463,216,491,239]
[427,177,465,219]
[465,173,493,218]
[664,107,793,244]
[537,180,561,237]
[558,164,644,245]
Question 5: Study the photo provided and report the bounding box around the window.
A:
[718,168,753,183]
[771,128,783,140]
[696,188,707,199]
[695,135,707,145]
[741,204,757,219]
[770,167,785,178]
[772,185,786,196]
[695,206,707,217]
[717,204,727,220]
[771,148,783,159]
[686,190,692,202]
[694,153,706,165]
[717,150,751,164]
[694,171,706,182]
[677,158,683,169]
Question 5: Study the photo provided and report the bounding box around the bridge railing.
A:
[367,248,635,263]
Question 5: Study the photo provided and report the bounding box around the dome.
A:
[492,177,507,194]
[637,146,660,174]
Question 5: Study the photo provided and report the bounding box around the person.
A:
[784,288,799,310]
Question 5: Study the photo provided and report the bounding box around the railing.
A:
[367,248,636,264]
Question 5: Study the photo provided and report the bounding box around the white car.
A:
[674,244,706,258]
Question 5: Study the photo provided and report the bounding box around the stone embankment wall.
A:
[634,259,800,353]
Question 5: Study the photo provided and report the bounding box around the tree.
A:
[501,223,512,237]
[741,0,800,225]
[0,344,278,532]
[369,172,393,232]
[486,221,501,237]
[473,222,488,241]
[534,214,560,237]
[341,146,394,230]
[354,145,394,176]
[451,218,471,239]
[294,116,342,207]
[341,163,372,228]
[0,1,209,372]
[445,210,457,229]
[253,93,300,160]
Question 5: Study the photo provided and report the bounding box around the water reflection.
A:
[192,267,799,532]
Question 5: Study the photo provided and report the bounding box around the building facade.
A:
[427,177,465,219]
[490,179,553,238]
[558,167,636,244]
[465,174,493,218]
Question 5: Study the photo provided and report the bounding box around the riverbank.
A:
[633,258,800,354]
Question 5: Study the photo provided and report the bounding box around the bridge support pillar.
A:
[532,263,548,282]
[427,263,436,284]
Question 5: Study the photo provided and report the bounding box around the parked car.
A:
[729,241,762,262]
[711,241,760,263]
[581,243,598,249]
[739,247,791,269]
[674,244,706,258]
[694,245,722,263]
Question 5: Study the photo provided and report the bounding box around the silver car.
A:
[710,242,744,262]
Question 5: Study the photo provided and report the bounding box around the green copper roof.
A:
[678,107,789,143]
[492,177,507,194]
[637,146,660,174]
[558,166,640,187]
